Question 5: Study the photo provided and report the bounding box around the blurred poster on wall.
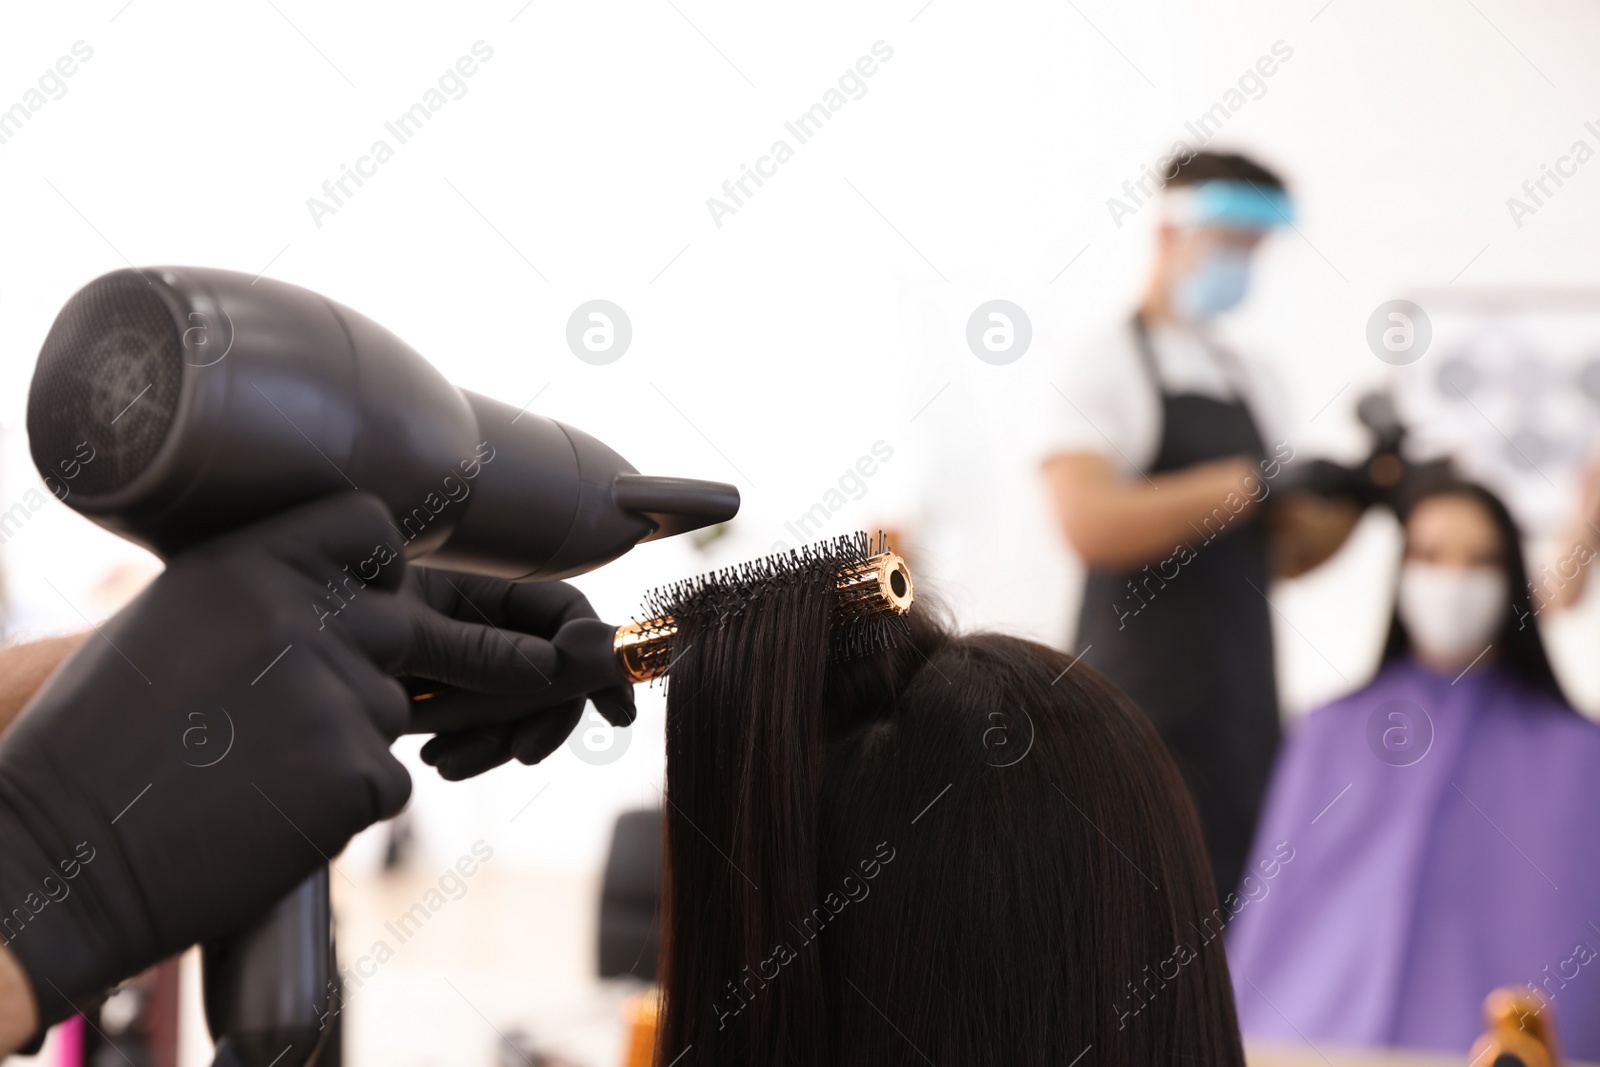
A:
[1395,290,1600,536]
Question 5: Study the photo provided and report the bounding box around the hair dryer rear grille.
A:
[28,274,183,498]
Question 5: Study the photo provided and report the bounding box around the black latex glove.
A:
[401,571,636,781]
[1271,457,1355,497]
[0,492,544,1030]
[1271,458,1375,504]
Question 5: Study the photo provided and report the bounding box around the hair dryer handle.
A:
[202,868,333,1067]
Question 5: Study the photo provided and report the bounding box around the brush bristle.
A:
[639,531,906,665]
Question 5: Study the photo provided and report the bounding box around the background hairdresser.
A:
[1039,150,1361,899]
[0,492,632,1054]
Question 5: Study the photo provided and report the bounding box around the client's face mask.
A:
[1170,246,1253,320]
[1397,562,1507,667]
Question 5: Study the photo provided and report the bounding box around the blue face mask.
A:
[1170,247,1252,320]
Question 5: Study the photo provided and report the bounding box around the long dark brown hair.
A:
[656,556,1246,1065]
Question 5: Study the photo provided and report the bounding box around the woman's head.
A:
[1397,489,1510,671]
[1385,479,1563,698]
[656,557,1245,1066]
[1405,490,1505,569]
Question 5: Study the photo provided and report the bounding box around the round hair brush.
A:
[613,531,915,683]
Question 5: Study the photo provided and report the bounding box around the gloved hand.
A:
[399,572,636,780]
[0,492,555,1031]
[1271,458,1369,504]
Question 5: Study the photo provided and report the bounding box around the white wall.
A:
[3,0,1599,876]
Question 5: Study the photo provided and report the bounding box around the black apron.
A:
[1074,315,1281,903]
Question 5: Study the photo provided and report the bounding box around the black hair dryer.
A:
[1273,390,1452,513]
[26,266,740,1066]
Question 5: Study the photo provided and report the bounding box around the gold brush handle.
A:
[612,550,914,684]
[613,616,680,685]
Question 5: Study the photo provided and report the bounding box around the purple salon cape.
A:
[1227,655,1600,1059]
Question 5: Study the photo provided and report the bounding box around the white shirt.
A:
[1039,319,1284,476]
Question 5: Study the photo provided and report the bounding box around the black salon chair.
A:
[597,809,663,981]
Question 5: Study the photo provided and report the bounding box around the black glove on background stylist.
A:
[0,492,624,1033]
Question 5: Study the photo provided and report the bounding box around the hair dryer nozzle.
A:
[614,475,738,542]
[1356,390,1404,451]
